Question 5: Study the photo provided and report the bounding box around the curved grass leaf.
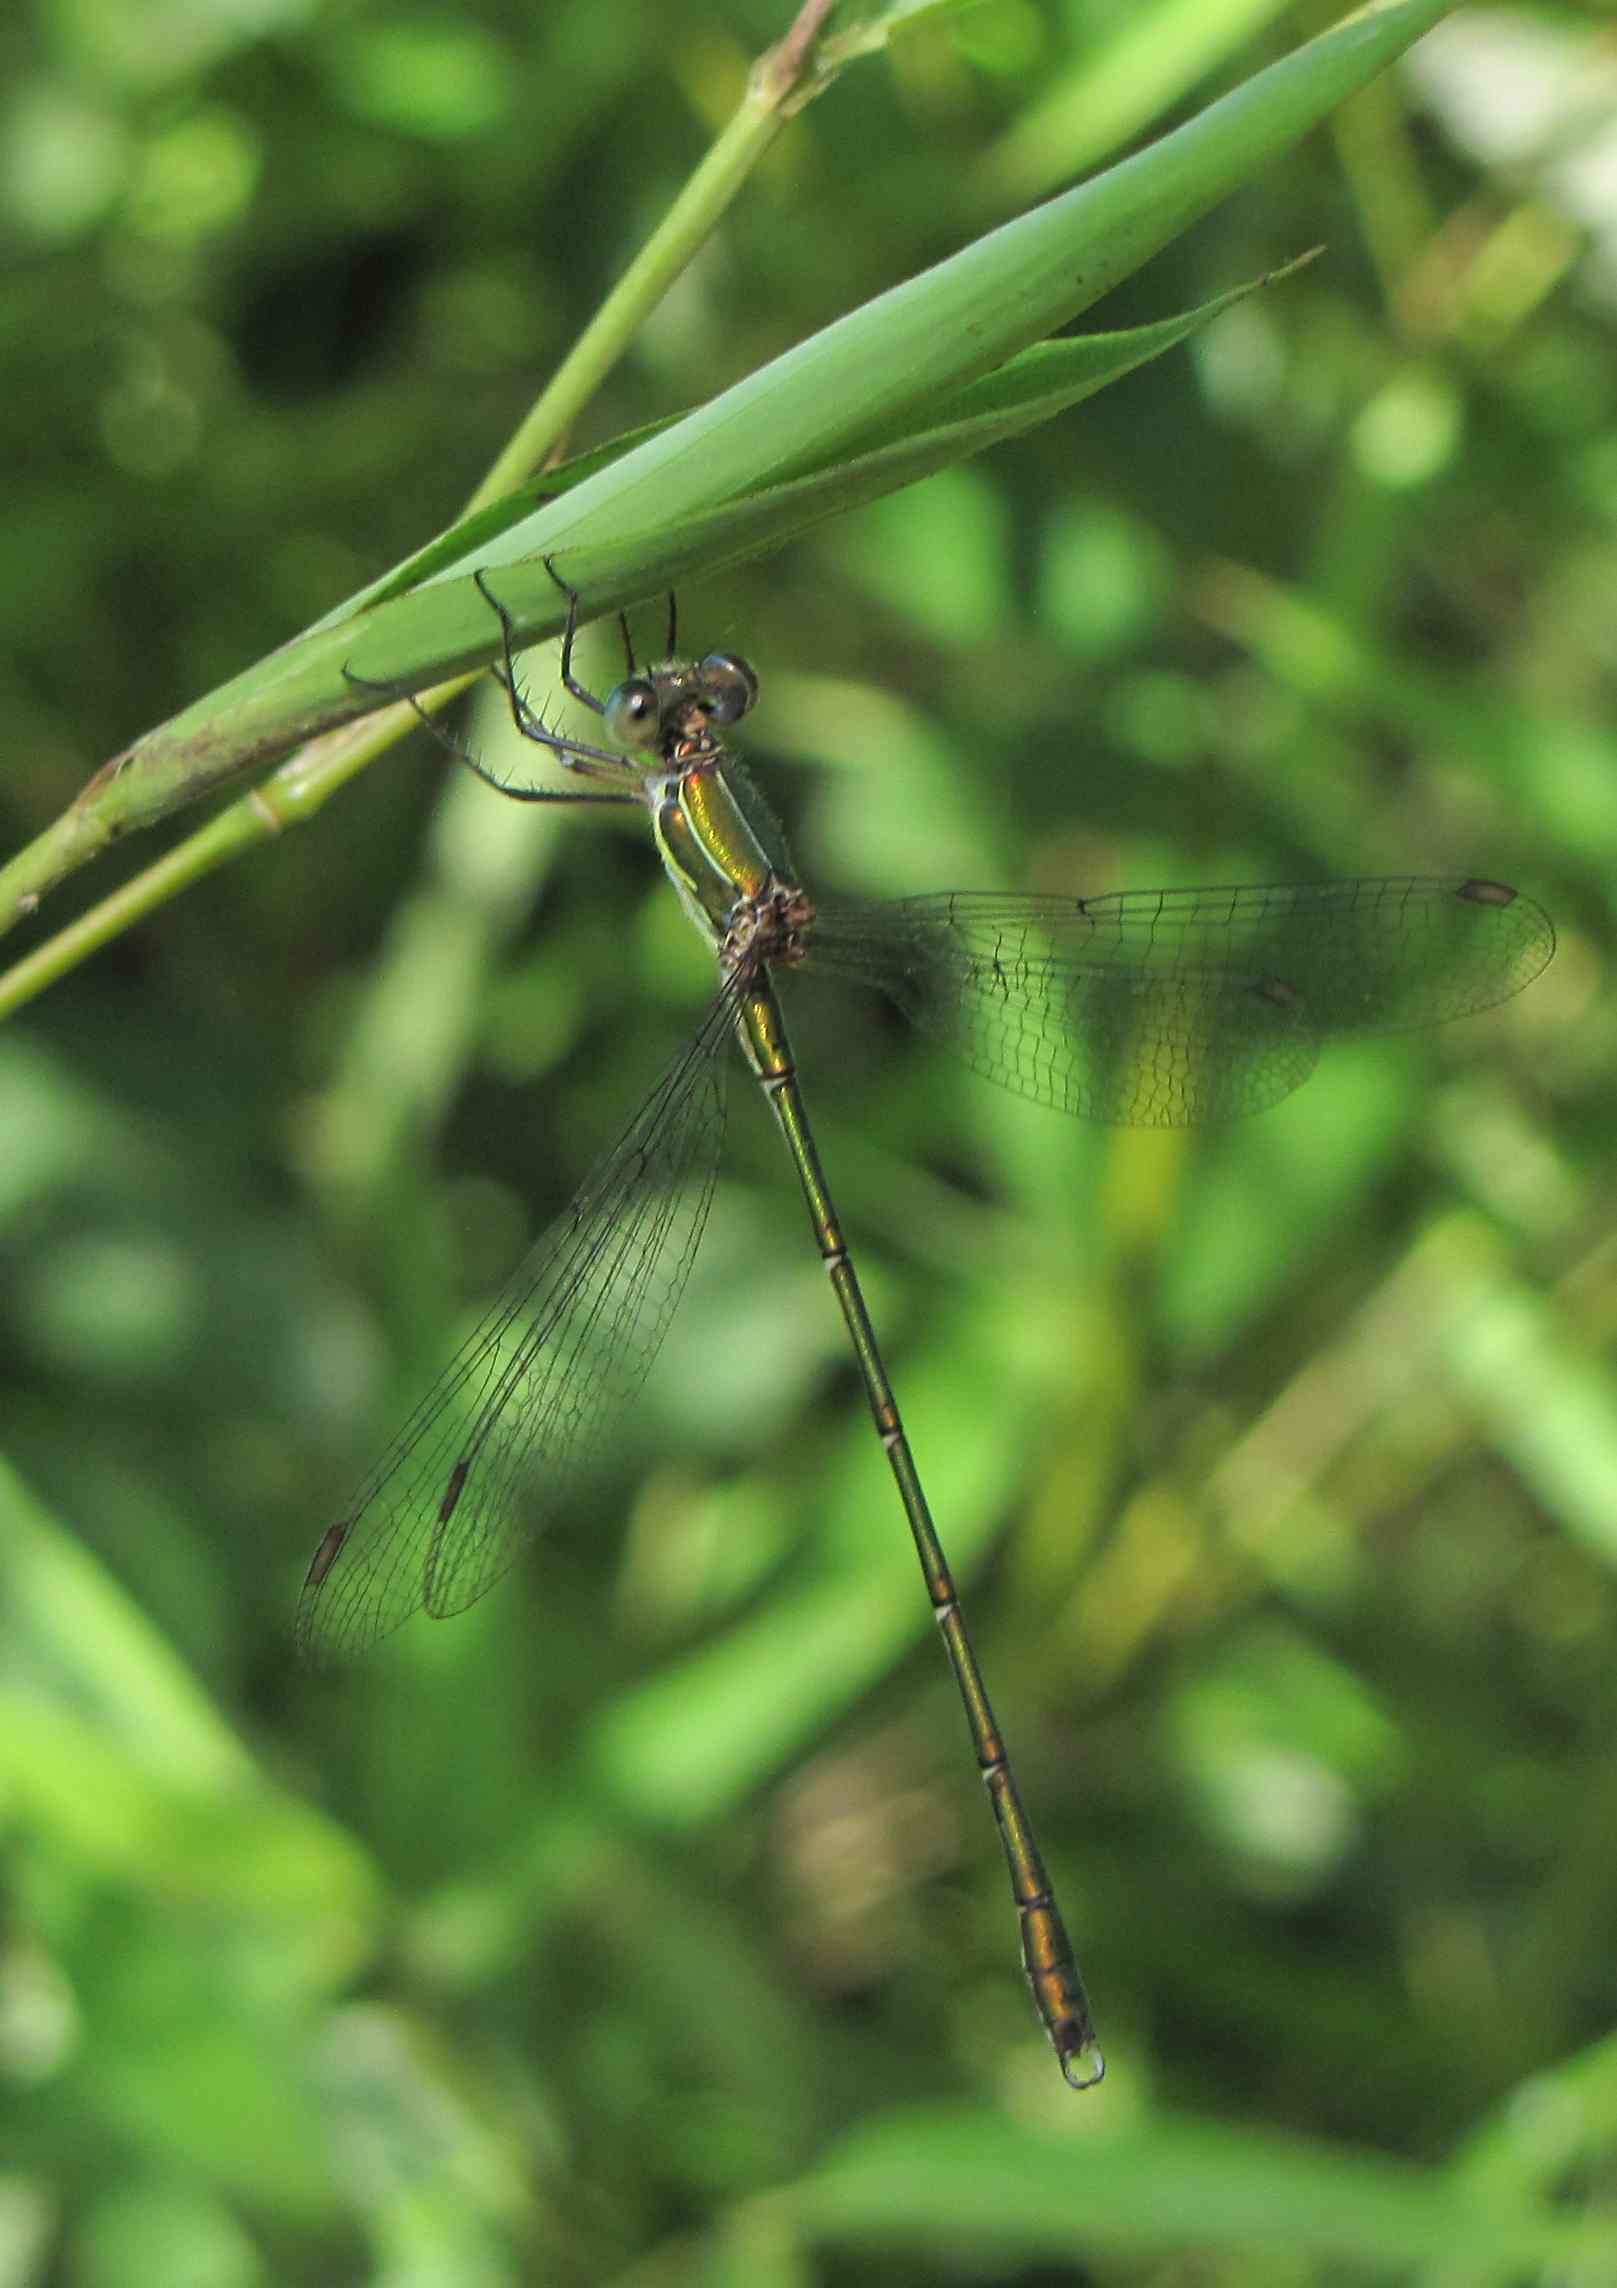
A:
[0,0,1453,940]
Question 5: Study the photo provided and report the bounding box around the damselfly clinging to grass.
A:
[301,565,1554,2087]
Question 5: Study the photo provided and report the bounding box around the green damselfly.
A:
[300,569,1554,2087]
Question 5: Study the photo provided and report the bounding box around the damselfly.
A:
[301,568,1554,2087]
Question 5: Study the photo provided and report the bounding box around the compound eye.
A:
[698,653,758,725]
[604,676,663,749]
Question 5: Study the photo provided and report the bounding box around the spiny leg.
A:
[343,563,635,805]
[341,662,633,809]
[467,567,638,790]
[540,555,608,716]
[538,553,677,691]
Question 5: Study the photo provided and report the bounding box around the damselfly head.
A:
[601,653,758,756]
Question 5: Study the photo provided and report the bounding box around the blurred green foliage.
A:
[3,0,1617,2281]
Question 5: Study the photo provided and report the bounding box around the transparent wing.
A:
[297,986,737,1663]
[808,877,1553,1126]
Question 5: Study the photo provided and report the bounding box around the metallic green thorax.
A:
[648,700,817,1096]
[653,756,775,942]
